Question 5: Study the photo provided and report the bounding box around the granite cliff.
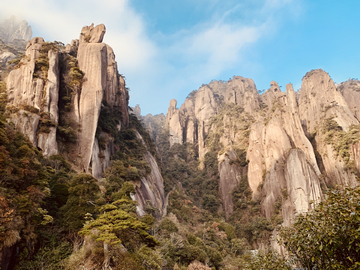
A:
[0,17,32,81]
[4,23,166,217]
[165,70,360,229]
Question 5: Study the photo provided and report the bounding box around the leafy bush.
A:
[279,186,360,269]
[160,218,178,233]
[245,250,292,270]
[322,118,360,164]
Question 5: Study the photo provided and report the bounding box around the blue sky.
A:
[1,0,360,115]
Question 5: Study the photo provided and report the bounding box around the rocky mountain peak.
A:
[79,23,106,43]
[0,16,32,44]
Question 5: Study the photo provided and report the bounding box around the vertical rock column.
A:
[38,50,59,156]
[76,24,107,172]
[6,37,60,156]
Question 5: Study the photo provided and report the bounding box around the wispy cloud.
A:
[0,0,156,72]
[0,0,301,114]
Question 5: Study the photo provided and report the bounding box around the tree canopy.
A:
[278,186,360,269]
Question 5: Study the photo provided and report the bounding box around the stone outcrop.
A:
[299,70,358,134]
[165,69,360,226]
[0,51,16,65]
[5,23,131,173]
[298,70,359,187]
[79,23,106,43]
[5,23,166,222]
[66,24,129,174]
[218,151,246,220]
[166,99,183,146]
[142,112,166,143]
[0,17,32,44]
[133,131,166,217]
[166,76,259,160]
[77,35,108,172]
[245,81,323,224]
[6,37,59,156]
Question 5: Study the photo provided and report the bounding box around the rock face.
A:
[4,24,129,169]
[298,70,359,187]
[61,24,129,175]
[339,79,360,121]
[166,77,259,160]
[218,151,246,220]
[77,28,108,172]
[245,81,323,225]
[6,37,59,156]
[5,24,165,220]
[165,69,360,227]
[0,17,32,44]
[133,132,166,217]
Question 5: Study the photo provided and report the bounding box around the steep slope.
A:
[298,70,359,187]
[4,24,166,218]
[163,69,360,236]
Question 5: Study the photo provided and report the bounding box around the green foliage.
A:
[7,58,21,65]
[245,250,292,270]
[58,55,83,113]
[22,104,39,114]
[202,194,221,213]
[57,125,76,143]
[231,175,274,244]
[322,118,360,164]
[68,66,84,86]
[159,218,178,233]
[136,245,162,270]
[0,116,61,261]
[33,41,64,79]
[0,80,7,114]
[38,113,57,134]
[97,100,122,136]
[129,113,158,158]
[15,231,72,270]
[80,200,159,251]
[58,173,101,232]
[278,186,360,269]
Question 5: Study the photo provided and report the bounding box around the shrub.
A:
[246,250,292,270]
[278,186,360,269]
[160,218,178,233]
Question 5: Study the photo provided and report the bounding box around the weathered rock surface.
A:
[166,99,183,146]
[298,70,359,187]
[133,131,166,217]
[338,79,360,121]
[4,24,167,222]
[218,151,246,219]
[73,24,129,174]
[77,42,107,172]
[5,23,130,174]
[299,69,358,134]
[0,51,16,65]
[224,76,259,114]
[165,69,360,228]
[79,23,106,44]
[6,37,59,155]
[0,17,32,44]
[142,112,166,142]
[166,76,261,160]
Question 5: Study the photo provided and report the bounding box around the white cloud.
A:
[0,0,301,114]
[0,0,156,73]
